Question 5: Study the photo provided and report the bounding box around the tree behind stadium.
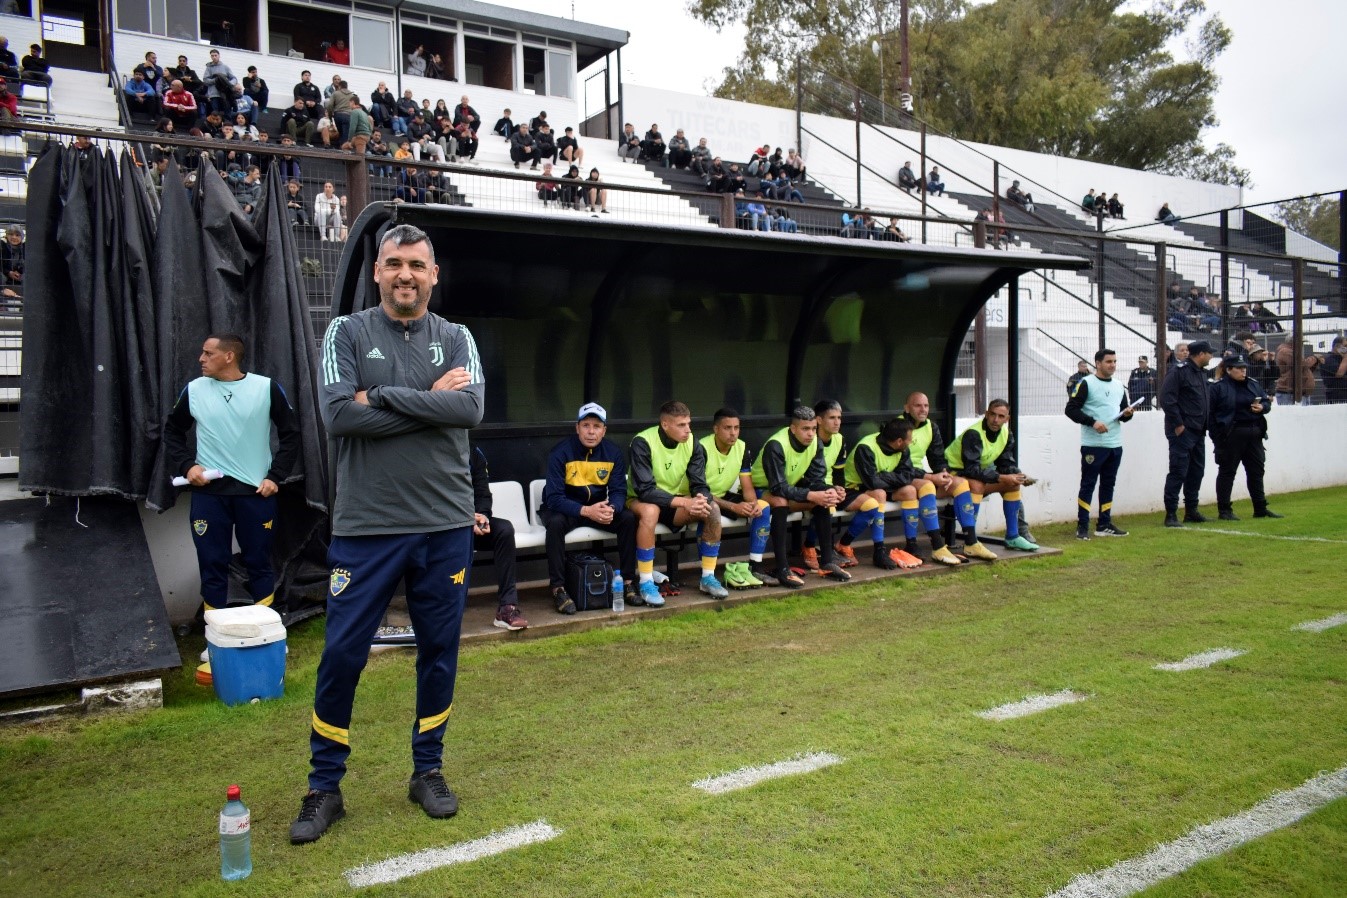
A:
[690,0,1250,185]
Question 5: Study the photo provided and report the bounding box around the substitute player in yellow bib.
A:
[945,399,1039,551]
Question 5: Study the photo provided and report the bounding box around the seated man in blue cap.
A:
[540,402,637,612]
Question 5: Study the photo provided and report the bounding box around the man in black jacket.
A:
[469,444,528,630]
[242,66,269,114]
[510,123,541,169]
[1159,339,1214,526]
[292,70,321,114]
[1209,356,1279,521]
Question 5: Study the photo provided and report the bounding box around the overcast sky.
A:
[536,0,1344,213]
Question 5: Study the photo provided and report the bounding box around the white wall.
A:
[623,83,795,167]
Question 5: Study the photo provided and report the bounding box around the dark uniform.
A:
[470,445,521,612]
[1209,369,1272,518]
[1158,356,1211,519]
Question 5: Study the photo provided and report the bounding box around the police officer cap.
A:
[1223,355,1248,368]
[1186,340,1215,355]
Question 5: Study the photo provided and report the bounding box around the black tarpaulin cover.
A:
[21,147,329,617]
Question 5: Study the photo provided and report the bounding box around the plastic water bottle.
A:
[611,570,624,613]
[219,784,252,881]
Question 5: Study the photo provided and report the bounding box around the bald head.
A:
[904,392,930,423]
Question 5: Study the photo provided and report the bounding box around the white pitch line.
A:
[1292,612,1347,633]
[1154,648,1247,672]
[1044,765,1347,898]
[1178,527,1347,545]
[977,689,1090,721]
[345,819,562,888]
[692,751,845,794]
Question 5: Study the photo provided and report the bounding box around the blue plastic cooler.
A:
[205,606,287,706]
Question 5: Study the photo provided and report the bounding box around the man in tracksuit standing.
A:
[1065,348,1134,540]
[291,224,485,844]
[1159,339,1214,527]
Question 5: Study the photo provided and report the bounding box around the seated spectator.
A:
[281,99,315,145]
[720,162,745,195]
[161,81,200,134]
[617,122,641,163]
[883,216,909,242]
[1232,302,1255,331]
[536,161,560,205]
[898,161,919,193]
[1006,179,1034,212]
[215,123,247,171]
[134,51,166,94]
[557,126,584,167]
[367,130,393,177]
[1250,301,1283,333]
[168,55,205,105]
[370,81,396,129]
[667,129,691,169]
[529,110,550,132]
[314,181,345,240]
[1157,202,1177,223]
[493,108,514,141]
[771,207,798,233]
[705,157,728,192]
[198,109,225,138]
[273,135,301,180]
[451,95,478,133]
[559,163,583,209]
[393,89,417,136]
[0,224,21,298]
[324,39,350,66]
[0,77,18,124]
[735,191,768,232]
[21,43,51,87]
[541,403,636,612]
[783,148,807,181]
[1188,288,1220,331]
[146,153,170,194]
[392,141,413,163]
[432,98,452,133]
[151,118,185,164]
[689,137,712,178]
[242,66,268,115]
[841,209,880,239]
[466,443,530,630]
[975,209,1001,248]
[231,165,262,219]
[584,167,609,214]
[534,123,558,164]
[0,37,20,81]
[405,45,427,76]
[1082,189,1097,213]
[763,173,803,203]
[763,147,783,178]
[926,165,945,196]
[510,123,541,169]
[293,70,321,114]
[641,123,666,164]
[230,84,256,127]
[202,49,237,115]
[394,165,429,203]
[281,180,308,228]
[315,113,338,148]
[1107,192,1124,218]
[407,112,445,162]
[233,112,258,141]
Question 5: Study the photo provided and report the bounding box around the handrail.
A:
[1034,326,1087,362]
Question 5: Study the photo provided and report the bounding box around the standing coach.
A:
[1065,347,1133,540]
[291,224,485,844]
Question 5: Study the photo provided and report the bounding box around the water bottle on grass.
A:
[219,784,252,881]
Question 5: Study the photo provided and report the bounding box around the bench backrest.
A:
[489,480,531,533]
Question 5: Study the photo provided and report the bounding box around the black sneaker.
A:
[1095,522,1128,537]
[1076,524,1091,540]
[1218,510,1240,521]
[1164,512,1182,528]
[290,789,345,844]
[1254,509,1284,519]
[408,768,459,818]
[819,561,852,582]
[749,563,780,587]
[553,587,576,615]
[872,547,899,570]
[1183,509,1208,523]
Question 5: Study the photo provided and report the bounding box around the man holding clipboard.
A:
[1065,348,1135,540]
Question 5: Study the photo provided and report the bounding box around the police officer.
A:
[1209,355,1280,521]
[1158,339,1214,527]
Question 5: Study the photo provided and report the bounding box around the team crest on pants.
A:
[193,519,208,536]
[330,568,352,596]
[1084,454,1095,465]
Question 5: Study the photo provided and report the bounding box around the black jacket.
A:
[1208,376,1269,442]
[896,414,949,473]
[954,425,1019,483]
[851,439,917,491]
[1159,360,1211,434]
[470,444,493,517]
[293,81,321,105]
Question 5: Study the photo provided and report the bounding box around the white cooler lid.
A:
[205,605,286,647]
